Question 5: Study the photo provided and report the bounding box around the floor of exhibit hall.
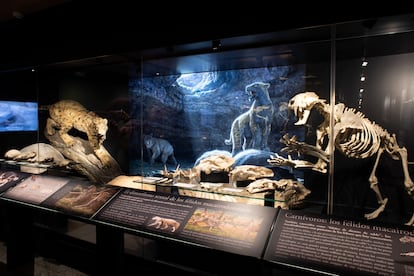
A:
[0,218,91,276]
[0,219,160,276]
[0,241,89,275]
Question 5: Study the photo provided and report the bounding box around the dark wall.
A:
[1,1,413,71]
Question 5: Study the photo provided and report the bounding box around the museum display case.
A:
[1,12,414,275]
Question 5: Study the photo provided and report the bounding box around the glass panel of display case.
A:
[332,14,414,226]
[137,27,333,213]
[0,22,337,212]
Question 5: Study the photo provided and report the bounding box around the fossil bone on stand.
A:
[44,129,122,184]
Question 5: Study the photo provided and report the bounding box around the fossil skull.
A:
[288,92,324,126]
[246,178,311,209]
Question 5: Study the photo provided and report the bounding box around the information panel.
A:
[94,188,278,258]
[2,174,69,204]
[0,169,29,193]
[264,209,414,276]
[41,179,119,217]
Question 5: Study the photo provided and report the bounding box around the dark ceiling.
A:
[1,1,414,73]
[0,0,69,22]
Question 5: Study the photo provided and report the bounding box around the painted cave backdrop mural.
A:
[128,65,305,175]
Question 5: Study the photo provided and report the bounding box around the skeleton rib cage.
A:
[334,104,396,160]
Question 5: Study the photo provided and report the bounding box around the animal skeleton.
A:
[268,92,414,225]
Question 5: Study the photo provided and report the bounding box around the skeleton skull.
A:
[288,92,323,125]
[246,178,311,209]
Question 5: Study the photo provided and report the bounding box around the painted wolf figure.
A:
[144,134,178,166]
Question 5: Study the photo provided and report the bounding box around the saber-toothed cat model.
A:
[46,99,108,150]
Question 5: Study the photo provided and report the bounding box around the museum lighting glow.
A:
[176,72,216,94]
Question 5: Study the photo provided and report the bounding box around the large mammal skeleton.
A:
[268,92,414,225]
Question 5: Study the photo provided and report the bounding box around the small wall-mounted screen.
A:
[0,101,38,132]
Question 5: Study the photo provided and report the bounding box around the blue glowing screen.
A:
[0,101,38,132]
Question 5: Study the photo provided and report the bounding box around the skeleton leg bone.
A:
[396,147,414,225]
[365,148,388,220]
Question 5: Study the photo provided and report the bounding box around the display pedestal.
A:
[5,204,35,276]
[96,225,124,275]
